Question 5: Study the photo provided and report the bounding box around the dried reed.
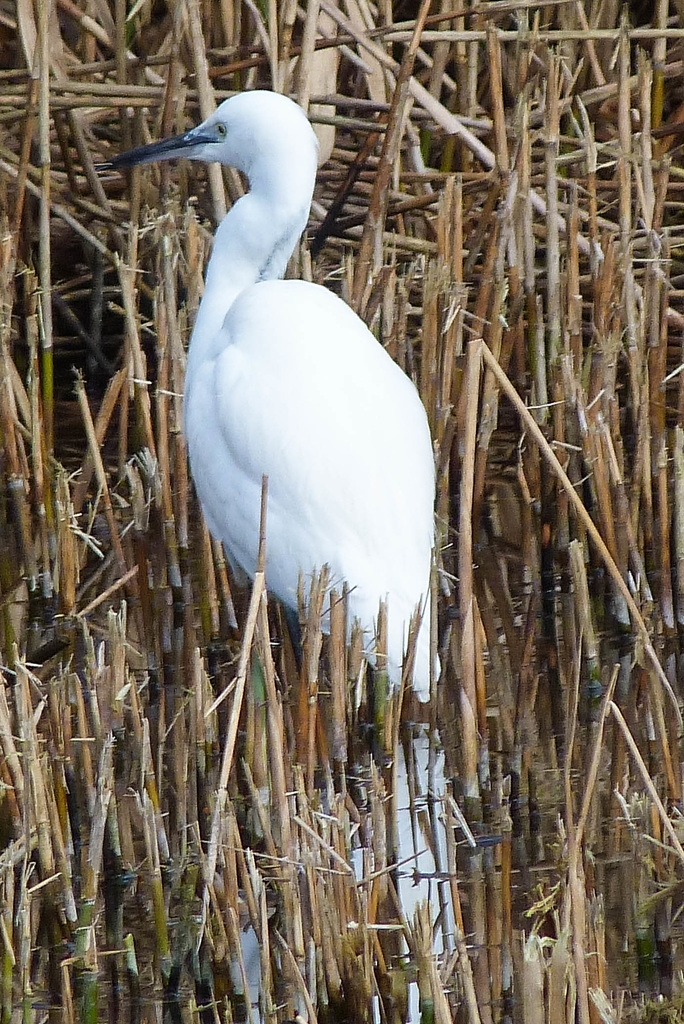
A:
[1,1,684,1021]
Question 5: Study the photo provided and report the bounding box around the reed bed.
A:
[1,0,684,1021]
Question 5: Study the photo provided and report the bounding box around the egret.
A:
[101,91,436,699]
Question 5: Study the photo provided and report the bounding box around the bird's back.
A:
[184,278,435,696]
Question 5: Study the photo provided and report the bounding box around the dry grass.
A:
[2,0,684,1021]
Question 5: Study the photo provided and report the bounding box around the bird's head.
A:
[98,91,319,194]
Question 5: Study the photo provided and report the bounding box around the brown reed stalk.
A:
[75,374,128,580]
[186,0,226,223]
[10,78,38,251]
[472,215,506,531]
[351,0,431,315]
[544,56,562,371]
[36,0,54,454]
[459,339,482,802]
[205,480,269,896]
[117,248,157,458]
[13,653,54,879]
[301,566,328,791]
[76,734,114,964]
[140,788,171,983]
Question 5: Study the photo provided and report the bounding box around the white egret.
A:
[101,91,436,699]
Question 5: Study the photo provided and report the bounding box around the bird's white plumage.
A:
[114,90,436,698]
[185,279,435,691]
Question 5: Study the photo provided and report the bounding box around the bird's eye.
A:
[216,123,227,138]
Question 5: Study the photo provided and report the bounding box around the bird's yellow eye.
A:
[216,123,227,138]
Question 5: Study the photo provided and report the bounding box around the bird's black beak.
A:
[97,129,217,172]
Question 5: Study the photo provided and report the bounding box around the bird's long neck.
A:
[186,187,310,382]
